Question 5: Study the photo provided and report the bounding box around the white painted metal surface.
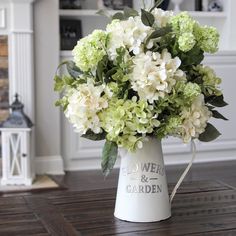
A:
[114,138,171,222]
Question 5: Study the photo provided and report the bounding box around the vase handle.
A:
[170,140,196,203]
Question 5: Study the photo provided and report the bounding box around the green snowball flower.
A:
[171,12,219,53]
[72,30,108,72]
[183,82,201,100]
[199,26,219,53]
[165,116,182,135]
[171,12,195,34]
[178,33,196,52]
[170,12,197,52]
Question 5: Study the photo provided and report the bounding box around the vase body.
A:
[114,138,171,222]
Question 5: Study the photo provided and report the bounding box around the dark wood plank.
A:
[0,213,37,225]
[187,229,236,236]
[41,181,236,236]
[46,180,231,206]
[0,161,236,236]
[25,196,81,236]
[0,196,48,235]
[0,221,47,236]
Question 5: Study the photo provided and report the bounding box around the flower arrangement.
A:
[54,1,227,176]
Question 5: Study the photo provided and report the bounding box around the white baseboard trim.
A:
[35,155,65,175]
[64,149,236,171]
[164,149,236,165]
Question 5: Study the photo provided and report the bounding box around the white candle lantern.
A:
[0,94,34,186]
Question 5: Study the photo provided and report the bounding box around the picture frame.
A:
[60,19,82,50]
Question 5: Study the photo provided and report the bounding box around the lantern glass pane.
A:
[9,133,22,177]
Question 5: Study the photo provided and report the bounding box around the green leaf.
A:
[207,95,228,107]
[179,46,204,67]
[193,76,203,84]
[54,75,64,92]
[124,7,139,18]
[82,130,107,141]
[141,9,154,26]
[96,55,108,82]
[55,98,69,111]
[199,123,221,142]
[55,60,68,74]
[63,75,75,86]
[212,110,228,121]
[96,9,112,19]
[146,26,172,42]
[106,67,117,78]
[97,61,104,82]
[66,61,83,78]
[206,105,215,110]
[55,100,62,107]
[101,141,118,176]
[112,12,125,20]
[150,0,164,12]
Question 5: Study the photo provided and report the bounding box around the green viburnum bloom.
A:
[195,65,222,96]
[99,98,160,151]
[171,12,195,34]
[72,30,108,72]
[165,116,183,137]
[171,12,219,53]
[183,82,201,100]
[156,116,182,139]
[178,32,196,52]
[170,12,197,52]
[195,26,219,53]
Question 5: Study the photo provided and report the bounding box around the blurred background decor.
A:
[60,0,82,9]
[201,0,209,11]
[208,0,223,12]
[171,0,184,12]
[158,0,170,10]
[195,0,202,11]
[101,0,132,10]
[60,19,82,50]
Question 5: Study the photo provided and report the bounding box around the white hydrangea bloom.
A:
[181,94,212,142]
[106,16,152,59]
[152,8,173,27]
[65,80,108,135]
[106,20,126,60]
[130,49,183,103]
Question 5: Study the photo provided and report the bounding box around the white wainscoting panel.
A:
[0,8,6,29]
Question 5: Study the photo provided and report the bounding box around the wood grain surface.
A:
[0,179,236,236]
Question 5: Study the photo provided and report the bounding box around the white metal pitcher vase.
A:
[114,137,195,222]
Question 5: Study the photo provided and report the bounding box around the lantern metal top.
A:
[0,94,33,129]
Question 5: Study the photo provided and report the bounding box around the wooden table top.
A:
[0,179,236,235]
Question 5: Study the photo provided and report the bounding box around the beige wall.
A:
[34,0,61,157]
